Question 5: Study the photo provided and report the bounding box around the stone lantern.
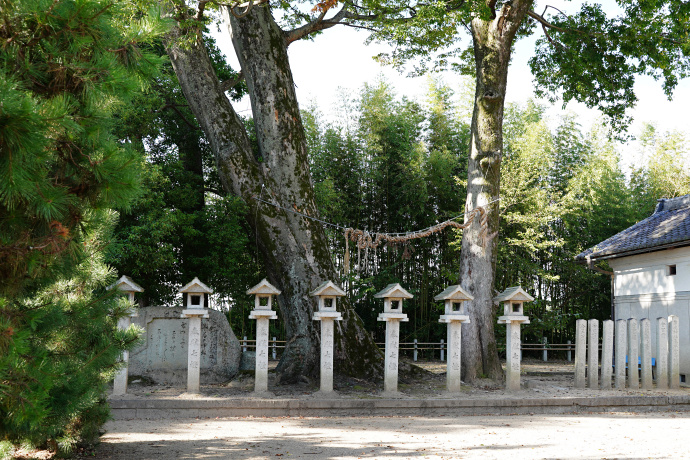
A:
[179,277,212,393]
[375,283,412,395]
[247,279,280,395]
[311,281,345,394]
[108,276,143,396]
[435,285,473,392]
[496,286,533,391]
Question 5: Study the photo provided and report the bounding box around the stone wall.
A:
[129,306,241,384]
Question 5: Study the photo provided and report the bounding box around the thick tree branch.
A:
[283,5,379,44]
[196,0,211,21]
[527,9,571,34]
[497,0,534,38]
[285,8,332,45]
[285,0,446,44]
[220,71,244,92]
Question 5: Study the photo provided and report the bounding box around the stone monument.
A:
[435,285,473,392]
[179,277,212,393]
[247,279,280,395]
[311,281,345,394]
[109,275,143,395]
[128,305,240,384]
[496,286,533,391]
[375,283,412,395]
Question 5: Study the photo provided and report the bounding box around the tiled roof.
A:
[575,195,690,262]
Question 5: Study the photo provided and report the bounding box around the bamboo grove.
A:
[108,75,690,354]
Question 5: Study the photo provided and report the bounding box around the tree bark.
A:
[460,0,533,383]
[165,3,383,383]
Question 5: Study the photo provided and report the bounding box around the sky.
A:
[211,3,689,170]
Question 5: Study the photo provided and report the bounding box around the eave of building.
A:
[578,240,690,263]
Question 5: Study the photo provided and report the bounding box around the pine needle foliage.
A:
[0,0,165,452]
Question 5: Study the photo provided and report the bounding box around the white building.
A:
[576,195,690,382]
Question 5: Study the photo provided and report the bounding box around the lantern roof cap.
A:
[434,285,474,301]
[494,286,534,302]
[310,281,346,297]
[179,277,213,294]
[246,278,281,295]
[374,283,413,299]
[108,275,144,293]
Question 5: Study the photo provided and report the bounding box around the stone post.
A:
[640,319,653,390]
[628,318,640,390]
[502,320,527,391]
[383,319,402,393]
[669,315,680,389]
[247,279,281,395]
[614,319,627,389]
[179,277,212,394]
[311,281,345,395]
[567,340,572,362]
[574,319,587,389]
[440,339,445,362]
[587,319,599,388]
[109,276,144,396]
[184,315,204,392]
[316,316,338,392]
[442,319,470,392]
[601,320,614,389]
[375,283,413,395]
[252,315,272,392]
[113,301,138,395]
[495,286,534,391]
[656,317,669,389]
[542,337,548,362]
[435,285,473,392]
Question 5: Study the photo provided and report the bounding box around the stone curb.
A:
[110,394,690,419]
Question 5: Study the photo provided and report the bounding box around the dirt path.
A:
[96,412,690,459]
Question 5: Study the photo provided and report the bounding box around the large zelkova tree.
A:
[0,0,163,452]
[163,0,389,382]
[161,0,689,382]
[366,0,690,381]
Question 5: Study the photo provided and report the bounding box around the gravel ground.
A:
[13,360,690,459]
[96,412,690,459]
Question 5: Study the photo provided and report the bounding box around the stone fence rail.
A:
[239,337,577,362]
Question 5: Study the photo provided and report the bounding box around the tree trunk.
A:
[165,4,382,383]
[460,0,532,383]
